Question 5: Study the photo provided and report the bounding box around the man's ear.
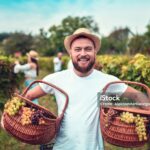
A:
[95,50,98,55]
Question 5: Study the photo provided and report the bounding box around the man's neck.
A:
[73,68,94,77]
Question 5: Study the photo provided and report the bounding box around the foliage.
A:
[100,27,130,54]
[32,29,50,56]
[38,57,54,72]
[48,16,99,55]
[144,23,150,54]
[97,55,129,77]
[96,54,150,87]
[0,33,10,42]
[0,56,24,110]
[0,17,150,56]
[127,23,150,55]
[0,54,149,110]
[120,54,150,87]
[128,34,146,54]
[2,32,34,55]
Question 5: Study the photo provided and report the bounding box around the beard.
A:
[72,56,95,73]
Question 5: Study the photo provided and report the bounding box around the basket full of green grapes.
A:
[2,80,69,145]
[100,81,150,148]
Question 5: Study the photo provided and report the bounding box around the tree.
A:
[106,27,130,54]
[0,33,10,42]
[47,16,99,55]
[144,23,150,54]
[127,23,150,55]
[2,32,34,55]
[100,37,112,54]
[0,33,11,55]
[32,28,50,56]
[128,34,146,54]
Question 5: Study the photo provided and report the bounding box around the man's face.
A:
[70,37,96,73]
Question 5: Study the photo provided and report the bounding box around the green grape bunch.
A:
[4,96,25,116]
[120,112,135,124]
[135,114,147,141]
[21,107,34,125]
[120,112,148,141]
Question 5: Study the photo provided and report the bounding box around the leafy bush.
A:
[96,54,150,87]
[0,56,24,110]
[38,57,54,73]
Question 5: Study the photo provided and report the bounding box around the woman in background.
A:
[14,50,39,104]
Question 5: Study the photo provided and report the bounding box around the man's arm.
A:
[24,85,47,100]
[122,86,150,110]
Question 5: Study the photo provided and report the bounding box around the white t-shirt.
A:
[67,59,73,69]
[53,57,62,72]
[39,69,127,150]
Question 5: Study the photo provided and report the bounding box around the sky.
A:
[0,0,150,36]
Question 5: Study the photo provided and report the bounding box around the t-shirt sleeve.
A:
[39,75,54,94]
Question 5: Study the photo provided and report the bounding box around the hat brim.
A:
[64,32,101,53]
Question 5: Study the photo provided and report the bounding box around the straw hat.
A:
[26,50,39,60]
[64,28,101,53]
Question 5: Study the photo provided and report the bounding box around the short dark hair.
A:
[70,35,96,48]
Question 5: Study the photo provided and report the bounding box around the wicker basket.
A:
[2,80,69,145]
[100,81,150,148]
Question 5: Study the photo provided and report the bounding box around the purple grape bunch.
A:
[31,110,44,125]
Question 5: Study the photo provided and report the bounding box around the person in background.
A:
[14,50,39,104]
[53,52,63,72]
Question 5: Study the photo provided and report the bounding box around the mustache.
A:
[77,56,90,61]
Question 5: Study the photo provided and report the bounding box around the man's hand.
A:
[1,114,5,130]
[123,86,150,111]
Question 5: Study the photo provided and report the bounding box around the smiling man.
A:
[1,28,150,150]
[69,36,96,76]
[18,28,136,150]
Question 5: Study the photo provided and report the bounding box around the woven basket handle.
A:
[21,80,69,120]
[101,80,150,114]
[102,81,150,95]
